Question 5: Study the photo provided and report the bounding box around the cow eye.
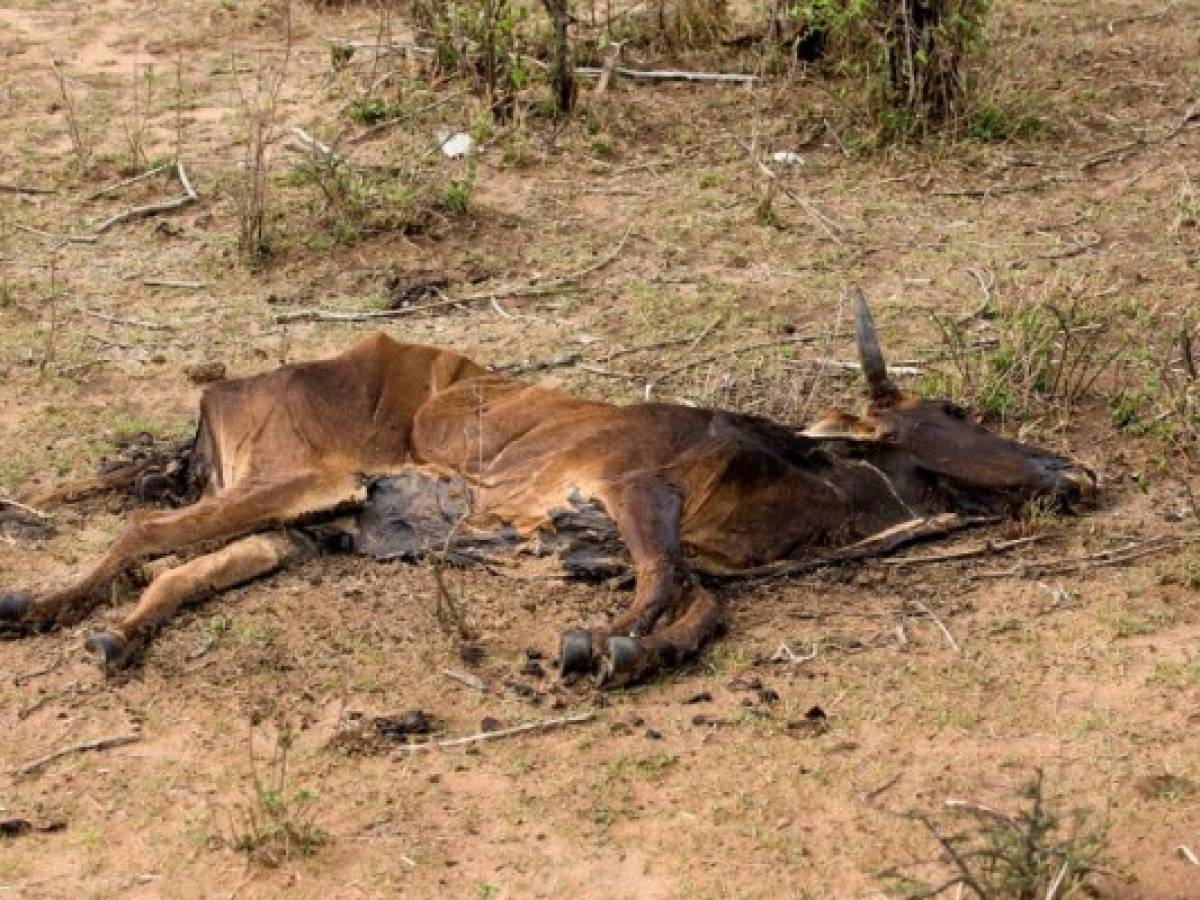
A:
[942,402,968,419]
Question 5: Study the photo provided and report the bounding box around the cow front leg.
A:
[0,470,361,633]
[559,474,686,679]
[86,530,316,671]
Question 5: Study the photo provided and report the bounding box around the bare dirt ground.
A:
[2,0,1200,897]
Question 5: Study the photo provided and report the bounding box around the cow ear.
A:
[801,412,888,441]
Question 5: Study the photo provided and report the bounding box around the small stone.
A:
[644,728,663,740]
[524,647,544,660]
[683,691,713,704]
[480,716,502,733]
[757,688,780,704]
[520,659,545,679]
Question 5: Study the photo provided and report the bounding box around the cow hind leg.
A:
[86,529,316,671]
[0,469,361,633]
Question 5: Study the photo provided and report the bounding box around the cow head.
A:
[805,290,1096,507]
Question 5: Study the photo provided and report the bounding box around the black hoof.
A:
[558,629,595,678]
[85,631,131,672]
[0,591,32,622]
[597,636,646,689]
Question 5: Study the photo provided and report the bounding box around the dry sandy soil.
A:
[2,0,1200,897]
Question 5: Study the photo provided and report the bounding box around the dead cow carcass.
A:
[0,292,1095,686]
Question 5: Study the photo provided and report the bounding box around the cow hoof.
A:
[0,592,33,634]
[558,629,595,678]
[85,631,130,672]
[596,636,645,689]
[0,591,32,622]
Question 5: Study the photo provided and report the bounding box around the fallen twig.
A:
[13,222,99,244]
[86,310,177,331]
[1177,845,1200,866]
[576,66,758,84]
[933,178,1056,198]
[863,773,903,803]
[0,182,56,195]
[395,713,594,754]
[884,533,1051,566]
[643,333,817,398]
[1082,101,1200,170]
[0,495,54,524]
[277,229,632,324]
[143,278,205,290]
[92,161,198,234]
[443,668,486,692]
[771,642,818,664]
[84,163,173,202]
[908,599,961,653]
[13,732,142,776]
[707,514,1000,579]
[975,534,1199,579]
[12,655,64,686]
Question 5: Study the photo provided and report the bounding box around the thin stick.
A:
[13,655,64,686]
[143,279,205,289]
[771,642,818,664]
[644,334,817,398]
[13,733,142,776]
[909,599,961,653]
[575,66,758,83]
[0,182,56,195]
[83,163,172,201]
[883,533,1051,566]
[706,514,999,579]
[932,178,1055,198]
[0,495,54,523]
[395,713,594,754]
[443,669,486,692]
[13,223,99,245]
[277,229,632,324]
[86,310,177,331]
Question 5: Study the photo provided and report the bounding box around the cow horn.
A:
[850,288,895,399]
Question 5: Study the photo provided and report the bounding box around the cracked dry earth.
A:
[2,0,1200,897]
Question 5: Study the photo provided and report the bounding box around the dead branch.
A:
[709,514,1000,579]
[975,533,1200,579]
[1082,101,1200,170]
[143,278,205,290]
[0,182,56,195]
[933,178,1056,198]
[575,66,758,84]
[443,669,486,692]
[276,229,632,324]
[13,223,99,245]
[12,655,64,686]
[884,533,1051,566]
[908,599,961,653]
[92,161,198,234]
[86,310,177,331]
[84,163,173,202]
[0,495,54,524]
[394,713,595,754]
[771,641,818,664]
[13,733,142,776]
